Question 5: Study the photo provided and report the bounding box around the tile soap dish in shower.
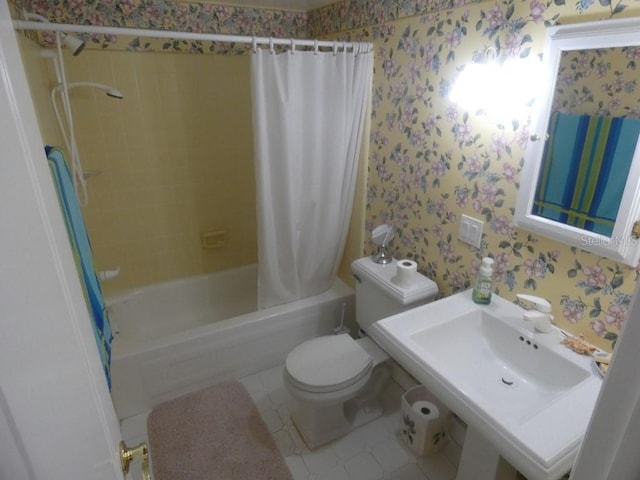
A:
[201,230,227,249]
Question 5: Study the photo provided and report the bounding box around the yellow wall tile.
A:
[19,41,257,295]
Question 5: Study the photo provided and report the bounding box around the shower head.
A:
[106,89,124,99]
[61,32,86,56]
[53,81,124,99]
[23,11,86,55]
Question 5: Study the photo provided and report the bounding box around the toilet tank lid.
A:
[351,257,438,306]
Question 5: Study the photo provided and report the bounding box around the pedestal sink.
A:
[369,290,603,480]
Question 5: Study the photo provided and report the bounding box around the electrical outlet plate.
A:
[458,214,484,249]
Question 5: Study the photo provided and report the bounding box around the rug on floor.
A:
[147,380,294,480]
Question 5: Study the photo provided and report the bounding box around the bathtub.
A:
[108,264,355,420]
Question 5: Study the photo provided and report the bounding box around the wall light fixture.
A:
[450,48,542,124]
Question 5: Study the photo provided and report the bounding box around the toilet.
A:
[283,256,438,448]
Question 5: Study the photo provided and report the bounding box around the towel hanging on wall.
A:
[533,112,640,237]
[46,146,113,389]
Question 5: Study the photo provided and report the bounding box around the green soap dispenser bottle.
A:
[472,257,494,305]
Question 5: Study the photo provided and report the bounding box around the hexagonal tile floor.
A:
[120,364,461,480]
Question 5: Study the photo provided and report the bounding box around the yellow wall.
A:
[18,0,640,350]
[324,3,640,352]
[20,38,257,294]
[553,46,640,117]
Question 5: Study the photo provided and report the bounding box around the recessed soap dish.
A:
[201,230,227,249]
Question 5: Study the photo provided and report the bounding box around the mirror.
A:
[515,18,640,266]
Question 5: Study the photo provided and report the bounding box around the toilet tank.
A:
[351,257,438,332]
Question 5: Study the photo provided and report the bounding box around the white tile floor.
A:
[120,364,462,480]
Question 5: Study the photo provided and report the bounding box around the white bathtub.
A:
[108,264,355,420]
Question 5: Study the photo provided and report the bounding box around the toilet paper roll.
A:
[394,259,418,288]
[411,400,440,421]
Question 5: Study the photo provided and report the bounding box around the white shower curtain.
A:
[251,47,372,309]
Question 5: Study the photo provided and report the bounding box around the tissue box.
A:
[400,385,451,456]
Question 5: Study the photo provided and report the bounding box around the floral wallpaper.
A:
[13,0,307,53]
[553,46,640,117]
[354,2,640,352]
[13,0,640,351]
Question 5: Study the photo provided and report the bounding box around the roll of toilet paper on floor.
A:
[411,400,440,421]
[395,259,418,287]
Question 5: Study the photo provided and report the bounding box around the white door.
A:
[0,3,124,479]
[570,276,640,479]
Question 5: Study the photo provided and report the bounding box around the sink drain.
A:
[501,377,515,386]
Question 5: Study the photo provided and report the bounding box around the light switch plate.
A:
[458,214,484,248]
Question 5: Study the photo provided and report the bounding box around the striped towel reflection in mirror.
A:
[533,112,640,237]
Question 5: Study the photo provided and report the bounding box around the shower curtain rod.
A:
[14,20,372,52]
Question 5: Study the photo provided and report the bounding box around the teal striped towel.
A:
[533,112,640,237]
[47,146,113,389]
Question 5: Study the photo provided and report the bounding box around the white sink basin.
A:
[370,290,602,480]
[411,308,590,424]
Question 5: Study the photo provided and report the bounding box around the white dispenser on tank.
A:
[371,224,395,264]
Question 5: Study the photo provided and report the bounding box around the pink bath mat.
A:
[147,380,293,480]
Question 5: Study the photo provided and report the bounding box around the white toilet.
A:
[283,256,438,448]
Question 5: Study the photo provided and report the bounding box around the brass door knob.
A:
[119,440,151,480]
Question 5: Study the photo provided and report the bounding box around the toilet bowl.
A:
[284,334,391,448]
[283,256,438,449]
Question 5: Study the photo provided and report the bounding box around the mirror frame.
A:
[515,17,640,266]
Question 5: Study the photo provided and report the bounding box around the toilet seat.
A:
[285,334,373,394]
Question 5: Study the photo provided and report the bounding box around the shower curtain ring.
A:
[252,36,257,53]
[269,37,274,54]
[314,39,319,55]
[290,38,295,55]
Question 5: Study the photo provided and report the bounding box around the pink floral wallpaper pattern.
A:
[13,0,640,350]
[356,1,640,352]
[14,0,308,53]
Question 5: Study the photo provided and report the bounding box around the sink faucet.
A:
[516,294,554,333]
